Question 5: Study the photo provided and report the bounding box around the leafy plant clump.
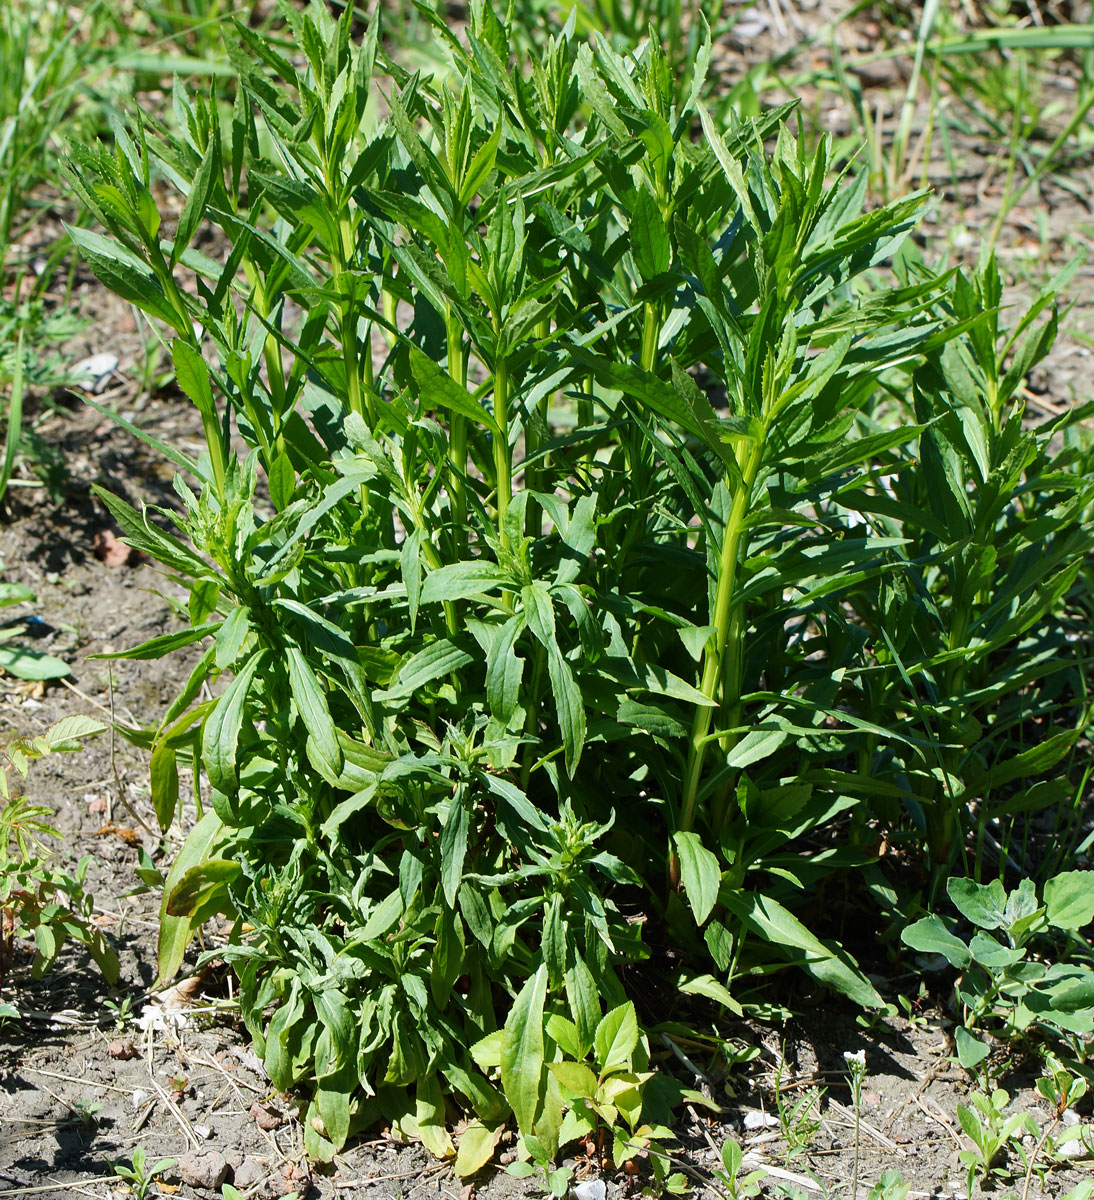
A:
[0,715,117,998]
[66,0,1094,1175]
[903,872,1094,1072]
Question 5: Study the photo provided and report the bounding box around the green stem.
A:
[525,317,552,538]
[677,443,764,847]
[494,353,511,551]
[446,304,468,555]
[640,301,660,374]
[334,214,372,427]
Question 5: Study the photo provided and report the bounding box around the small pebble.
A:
[743,1110,779,1131]
[1058,1134,1091,1160]
[71,353,119,394]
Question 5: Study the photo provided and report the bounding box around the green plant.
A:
[104,992,136,1032]
[0,716,117,987]
[844,1049,867,1200]
[65,0,1094,1177]
[902,873,1094,1074]
[773,1060,823,1166]
[712,1138,766,1200]
[843,250,1094,896]
[106,1146,178,1200]
[957,1086,1037,1196]
[867,1171,909,1200]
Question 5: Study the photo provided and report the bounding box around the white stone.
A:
[743,1110,779,1131]
[72,353,119,394]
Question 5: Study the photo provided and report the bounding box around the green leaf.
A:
[421,562,511,605]
[0,645,70,680]
[440,794,469,908]
[547,644,585,776]
[947,877,1008,930]
[286,645,342,779]
[677,974,743,1015]
[150,740,180,832]
[157,812,224,982]
[454,1120,504,1178]
[901,915,972,968]
[43,716,107,747]
[1043,871,1094,932]
[672,832,721,926]
[164,858,241,917]
[954,1027,990,1070]
[410,346,500,437]
[67,227,188,333]
[548,1061,598,1099]
[95,621,220,661]
[379,640,474,701]
[202,650,264,794]
[501,964,548,1136]
[723,891,884,1008]
[594,1002,639,1074]
[630,186,670,282]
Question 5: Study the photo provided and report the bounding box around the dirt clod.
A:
[108,1038,136,1059]
[233,1159,266,1190]
[176,1150,230,1192]
[250,1100,284,1130]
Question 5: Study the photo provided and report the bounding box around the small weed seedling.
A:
[773,1058,824,1167]
[713,1138,767,1200]
[956,1087,1036,1196]
[867,1172,909,1200]
[106,1146,177,1200]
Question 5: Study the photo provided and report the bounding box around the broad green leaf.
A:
[164,858,241,917]
[548,1061,598,1099]
[421,562,511,605]
[954,1027,990,1070]
[150,739,180,832]
[677,974,743,1015]
[547,644,585,776]
[501,965,547,1136]
[1043,871,1094,932]
[724,891,884,1008]
[594,1002,639,1074]
[672,832,721,926]
[95,621,220,661]
[630,186,670,282]
[379,640,474,701]
[286,645,342,778]
[947,877,1008,930]
[454,1120,505,1178]
[43,716,107,747]
[0,645,70,681]
[901,915,972,968]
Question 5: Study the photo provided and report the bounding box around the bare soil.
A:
[2,8,1094,1199]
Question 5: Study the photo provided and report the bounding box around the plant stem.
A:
[446,304,468,555]
[640,301,660,374]
[676,441,764,849]
[494,353,511,551]
[335,214,372,427]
